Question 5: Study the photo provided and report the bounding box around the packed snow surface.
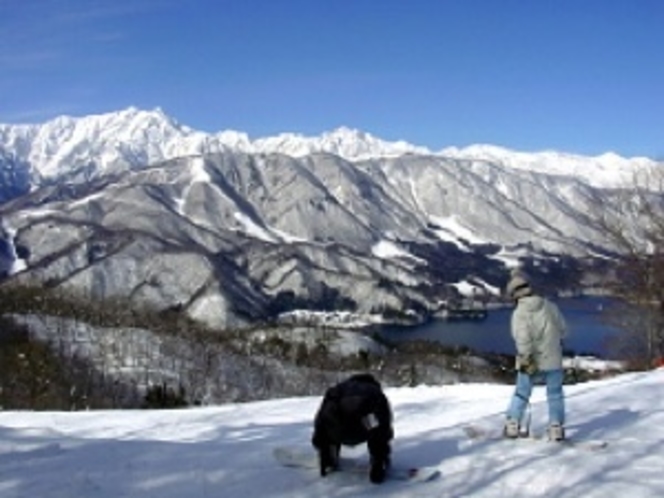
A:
[1,369,662,497]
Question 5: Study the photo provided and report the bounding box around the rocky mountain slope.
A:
[0,108,660,328]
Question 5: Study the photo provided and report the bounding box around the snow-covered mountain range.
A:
[0,107,657,187]
[0,107,430,182]
[0,108,661,329]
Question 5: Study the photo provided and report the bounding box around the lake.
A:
[378,296,626,359]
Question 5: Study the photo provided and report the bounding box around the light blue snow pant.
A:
[506,369,565,426]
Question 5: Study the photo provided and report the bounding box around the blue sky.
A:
[1,0,663,158]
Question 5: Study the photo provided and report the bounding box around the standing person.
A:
[504,271,568,441]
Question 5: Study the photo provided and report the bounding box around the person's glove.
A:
[518,355,538,375]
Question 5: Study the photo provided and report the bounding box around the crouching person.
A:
[311,373,394,484]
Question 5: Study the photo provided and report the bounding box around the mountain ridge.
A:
[0,107,658,329]
[0,107,658,188]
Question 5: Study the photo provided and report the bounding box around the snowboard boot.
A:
[503,419,520,439]
[369,454,390,484]
[318,443,340,476]
[368,436,391,484]
[547,423,565,442]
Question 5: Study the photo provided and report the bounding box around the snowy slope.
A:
[0,369,662,497]
[441,144,659,189]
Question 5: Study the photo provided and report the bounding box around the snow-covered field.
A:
[1,369,662,497]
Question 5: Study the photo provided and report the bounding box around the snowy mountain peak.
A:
[441,143,660,188]
[321,126,375,144]
[215,130,252,149]
[0,107,660,187]
[249,125,431,159]
[0,107,437,180]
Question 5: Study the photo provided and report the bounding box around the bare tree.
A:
[589,168,664,367]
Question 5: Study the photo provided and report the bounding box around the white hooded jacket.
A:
[511,295,568,371]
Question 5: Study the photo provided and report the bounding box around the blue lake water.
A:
[378,297,626,359]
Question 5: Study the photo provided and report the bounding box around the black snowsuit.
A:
[311,374,393,483]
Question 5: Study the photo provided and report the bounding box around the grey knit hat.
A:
[506,272,532,300]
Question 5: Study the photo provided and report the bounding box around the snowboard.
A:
[462,425,608,451]
[273,445,440,483]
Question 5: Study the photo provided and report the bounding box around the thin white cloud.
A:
[51,0,161,23]
[0,80,100,123]
[0,50,62,68]
[0,0,177,70]
[0,104,80,124]
[92,31,126,43]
